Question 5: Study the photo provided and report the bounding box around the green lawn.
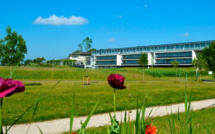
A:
[0,66,214,125]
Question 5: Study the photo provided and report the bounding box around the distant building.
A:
[90,40,214,68]
[69,52,92,68]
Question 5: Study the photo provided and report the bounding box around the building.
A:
[91,40,214,68]
[69,52,92,68]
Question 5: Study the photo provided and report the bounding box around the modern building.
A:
[69,52,91,68]
[90,40,214,68]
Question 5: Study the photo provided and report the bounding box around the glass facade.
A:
[92,40,213,67]
[123,60,138,64]
[96,61,116,65]
[155,58,192,64]
[92,41,213,56]
[122,54,141,59]
[96,56,116,60]
[156,52,192,58]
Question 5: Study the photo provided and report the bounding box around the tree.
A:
[202,41,215,71]
[72,50,81,54]
[0,26,27,65]
[78,37,93,52]
[138,53,148,80]
[171,60,180,79]
[24,59,32,65]
[88,48,96,53]
[32,57,45,64]
[192,53,208,71]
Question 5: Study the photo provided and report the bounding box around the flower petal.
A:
[0,77,5,92]
[0,86,17,98]
[107,74,126,89]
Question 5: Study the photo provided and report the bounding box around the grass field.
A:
[0,66,211,80]
[0,66,214,125]
[69,107,215,134]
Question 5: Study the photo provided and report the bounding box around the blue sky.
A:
[0,0,215,60]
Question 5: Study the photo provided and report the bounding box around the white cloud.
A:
[117,15,122,19]
[183,33,190,37]
[33,14,89,25]
[144,5,147,9]
[107,37,115,42]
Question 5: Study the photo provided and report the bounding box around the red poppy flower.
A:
[145,125,157,134]
[107,74,126,89]
[0,77,25,98]
[71,133,76,134]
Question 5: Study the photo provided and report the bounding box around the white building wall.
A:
[147,53,152,65]
[192,50,197,60]
[117,55,122,66]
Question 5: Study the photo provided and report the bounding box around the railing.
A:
[155,55,192,58]
[155,62,191,64]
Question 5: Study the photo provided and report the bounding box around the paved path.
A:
[3,98,215,134]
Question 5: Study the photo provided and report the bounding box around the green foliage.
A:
[88,48,96,53]
[77,99,99,134]
[70,93,75,133]
[33,57,45,64]
[202,41,215,71]
[24,59,32,65]
[72,50,81,54]
[192,53,208,70]
[138,53,148,67]
[78,37,93,52]
[145,69,208,77]
[0,26,27,65]
[171,60,180,79]
[47,59,76,66]
[171,60,180,69]
[110,115,119,134]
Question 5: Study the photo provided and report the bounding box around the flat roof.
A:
[94,40,214,51]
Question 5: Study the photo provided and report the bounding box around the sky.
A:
[0,0,215,60]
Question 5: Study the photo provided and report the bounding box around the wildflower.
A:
[145,125,157,134]
[107,74,126,89]
[0,77,25,98]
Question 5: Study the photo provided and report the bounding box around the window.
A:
[195,44,200,48]
[185,44,189,48]
[201,43,205,47]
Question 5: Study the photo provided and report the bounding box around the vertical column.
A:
[116,54,122,66]
[192,50,196,60]
[147,53,152,66]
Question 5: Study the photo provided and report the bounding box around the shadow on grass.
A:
[25,83,42,86]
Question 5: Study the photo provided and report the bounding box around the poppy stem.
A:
[114,88,116,115]
[0,98,2,134]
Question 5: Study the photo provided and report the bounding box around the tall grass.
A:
[145,69,208,78]
[0,66,144,80]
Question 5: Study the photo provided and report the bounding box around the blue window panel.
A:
[195,44,200,48]
[190,44,194,49]
[176,45,180,49]
[201,43,205,47]
[151,47,154,50]
[185,44,189,48]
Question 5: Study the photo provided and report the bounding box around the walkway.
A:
[3,98,215,134]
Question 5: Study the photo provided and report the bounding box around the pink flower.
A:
[0,77,25,98]
[107,74,126,89]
